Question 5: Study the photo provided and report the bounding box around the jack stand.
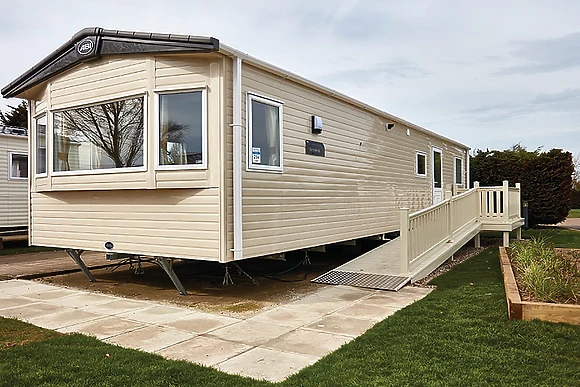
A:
[302,251,311,266]
[66,249,96,282]
[233,263,259,286]
[131,257,144,275]
[153,257,187,295]
[223,265,234,285]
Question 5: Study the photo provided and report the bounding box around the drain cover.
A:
[312,270,410,291]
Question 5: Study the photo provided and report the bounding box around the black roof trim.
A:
[2,27,220,99]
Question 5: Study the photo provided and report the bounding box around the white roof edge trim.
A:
[219,43,470,151]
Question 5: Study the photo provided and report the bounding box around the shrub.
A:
[471,146,574,227]
[508,237,580,304]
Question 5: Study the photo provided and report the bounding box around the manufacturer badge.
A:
[77,38,94,56]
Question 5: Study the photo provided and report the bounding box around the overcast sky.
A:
[1,0,579,157]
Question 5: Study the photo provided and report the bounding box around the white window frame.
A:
[8,151,28,180]
[246,92,284,173]
[415,151,427,177]
[454,156,463,186]
[154,87,208,170]
[50,93,148,176]
[34,113,48,177]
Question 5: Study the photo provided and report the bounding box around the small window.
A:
[157,90,206,168]
[455,157,463,185]
[36,115,47,175]
[416,152,426,177]
[247,93,283,172]
[52,96,145,173]
[9,152,28,179]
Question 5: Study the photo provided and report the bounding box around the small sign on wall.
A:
[305,140,325,157]
[252,147,261,164]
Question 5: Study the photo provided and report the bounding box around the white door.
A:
[432,147,443,204]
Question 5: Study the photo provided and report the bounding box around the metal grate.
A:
[312,270,410,291]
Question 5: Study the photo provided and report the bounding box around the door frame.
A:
[432,146,443,205]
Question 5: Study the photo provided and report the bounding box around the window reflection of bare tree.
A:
[160,120,190,165]
[61,99,144,168]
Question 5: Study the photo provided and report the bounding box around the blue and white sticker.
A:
[252,147,261,164]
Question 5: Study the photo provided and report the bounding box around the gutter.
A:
[231,55,243,260]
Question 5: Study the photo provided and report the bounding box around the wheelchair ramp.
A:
[312,237,410,291]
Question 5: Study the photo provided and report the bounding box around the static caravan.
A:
[2,28,471,292]
[0,126,28,232]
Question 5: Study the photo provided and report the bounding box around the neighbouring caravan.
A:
[2,28,471,291]
[0,126,28,231]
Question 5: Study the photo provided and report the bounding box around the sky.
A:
[1,0,579,156]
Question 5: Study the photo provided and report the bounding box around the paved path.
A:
[556,218,580,231]
[0,251,109,280]
[0,279,431,382]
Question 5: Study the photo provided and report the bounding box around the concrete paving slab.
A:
[1,280,60,296]
[161,312,240,334]
[157,335,251,367]
[362,292,429,308]
[398,286,433,299]
[305,314,377,337]
[0,302,69,320]
[0,295,37,310]
[263,328,352,357]
[0,280,32,291]
[48,292,115,308]
[208,319,294,346]
[21,288,79,301]
[218,347,318,382]
[57,315,146,339]
[27,308,105,330]
[283,294,353,315]
[105,325,195,352]
[116,304,194,324]
[314,285,377,302]
[334,302,399,322]
[79,299,149,315]
[248,307,323,328]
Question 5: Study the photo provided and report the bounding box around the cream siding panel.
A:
[31,189,220,260]
[154,57,209,88]
[225,61,469,260]
[50,172,149,191]
[0,135,28,228]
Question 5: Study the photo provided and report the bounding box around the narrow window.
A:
[247,94,283,172]
[158,90,206,168]
[9,152,28,179]
[52,96,145,172]
[455,157,463,185]
[416,152,426,177]
[36,115,47,175]
[433,151,442,188]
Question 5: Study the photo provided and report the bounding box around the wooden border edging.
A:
[499,247,580,325]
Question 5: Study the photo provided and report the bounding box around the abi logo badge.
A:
[77,39,94,56]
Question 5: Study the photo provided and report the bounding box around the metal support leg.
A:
[503,231,510,247]
[516,227,522,241]
[474,233,481,248]
[223,266,233,286]
[66,249,96,282]
[153,257,187,295]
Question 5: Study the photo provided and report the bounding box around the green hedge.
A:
[470,147,573,227]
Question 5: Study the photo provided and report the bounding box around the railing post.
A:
[503,180,509,222]
[445,190,453,241]
[515,182,521,218]
[400,208,410,275]
[474,181,481,219]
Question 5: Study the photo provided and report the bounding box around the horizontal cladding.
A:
[155,57,209,88]
[1,136,28,228]
[31,189,221,260]
[221,61,468,261]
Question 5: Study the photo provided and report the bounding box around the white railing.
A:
[400,180,521,274]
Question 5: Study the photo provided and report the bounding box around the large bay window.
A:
[52,96,145,173]
[157,89,206,168]
[247,93,283,172]
[36,115,47,175]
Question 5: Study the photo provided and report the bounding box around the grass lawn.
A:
[482,226,580,248]
[568,209,580,218]
[1,230,580,386]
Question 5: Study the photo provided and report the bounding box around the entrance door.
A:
[432,147,443,204]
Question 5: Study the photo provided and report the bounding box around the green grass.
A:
[568,209,580,218]
[1,247,580,386]
[482,226,580,248]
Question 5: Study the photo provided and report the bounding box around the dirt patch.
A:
[37,242,381,317]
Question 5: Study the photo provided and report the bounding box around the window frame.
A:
[454,156,463,186]
[154,87,208,171]
[50,93,148,176]
[246,92,284,173]
[34,113,48,177]
[415,151,427,178]
[8,151,28,180]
